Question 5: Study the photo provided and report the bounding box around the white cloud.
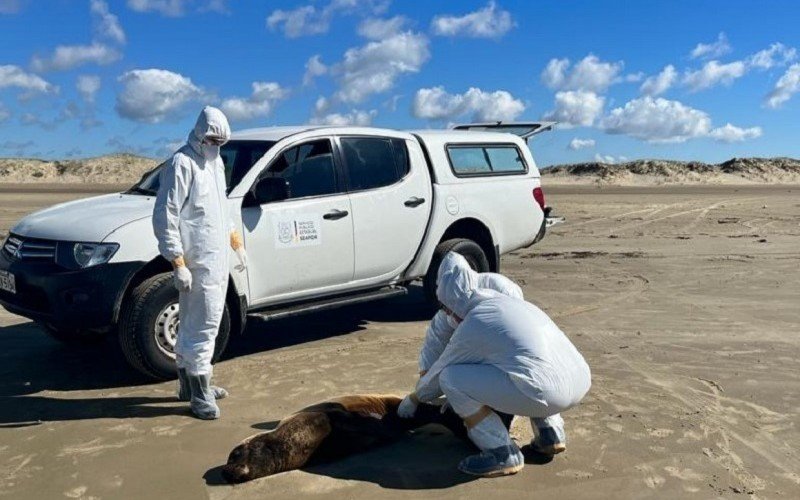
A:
[0,65,56,94]
[127,0,185,17]
[91,0,126,44]
[314,95,331,116]
[683,60,747,92]
[600,96,711,143]
[267,5,327,38]
[764,63,800,109]
[267,0,388,38]
[200,0,229,14]
[0,0,21,14]
[431,1,514,39]
[747,42,797,70]
[76,74,101,103]
[31,42,121,72]
[220,81,289,121]
[358,16,407,39]
[601,96,762,144]
[540,55,624,93]
[310,109,376,126]
[411,86,525,122]
[127,0,227,16]
[690,32,731,60]
[543,90,604,127]
[568,138,595,150]
[624,72,644,83]
[0,103,10,122]
[594,153,627,164]
[541,58,569,89]
[708,123,763,143]
[333,31,430,103]
[302,55,327,86]
[116,68,203,123]
[640,65,677,96]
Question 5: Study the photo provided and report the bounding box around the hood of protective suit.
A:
[436,252,479,319]
[187,106,231,158]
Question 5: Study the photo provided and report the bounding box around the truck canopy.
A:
[451,122,556,141]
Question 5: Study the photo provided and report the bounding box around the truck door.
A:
[241,138,354,306]
[339,136,432,282]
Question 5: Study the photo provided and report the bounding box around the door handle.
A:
[323,209,349,220]
[404,197,426,207]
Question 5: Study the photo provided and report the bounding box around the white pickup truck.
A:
[0,122,556,379]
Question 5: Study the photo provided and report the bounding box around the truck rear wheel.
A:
[423,238,491,305]
[118,273,230,381]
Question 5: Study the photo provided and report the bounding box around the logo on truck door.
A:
[273,214,322,249]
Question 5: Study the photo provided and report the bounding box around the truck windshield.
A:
[127,140,276,196]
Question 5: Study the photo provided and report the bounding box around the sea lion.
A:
[221,395,513,483]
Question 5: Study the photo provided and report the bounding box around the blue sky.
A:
[1,0,799,166]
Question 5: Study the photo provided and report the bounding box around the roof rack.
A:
[451,121,556,142]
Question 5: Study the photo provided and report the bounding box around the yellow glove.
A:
[230,231,247,271]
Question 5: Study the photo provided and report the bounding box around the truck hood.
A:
[11,193,155,242]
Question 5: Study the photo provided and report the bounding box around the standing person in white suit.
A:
[152,106,247,420]
[398,252,591,477]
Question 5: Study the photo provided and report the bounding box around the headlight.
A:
[73,242,119,268]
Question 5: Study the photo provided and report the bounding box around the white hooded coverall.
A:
[152,106,232,376]
[418,253,523,374]
[415,253,591,450]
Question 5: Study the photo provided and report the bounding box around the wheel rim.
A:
[154,302,179,359]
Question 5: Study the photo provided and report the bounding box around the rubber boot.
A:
[177,368,228,402]
[187,373,220,420]
[530,415,566,455]
[459,412,524,477]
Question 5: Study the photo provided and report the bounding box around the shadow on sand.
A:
[204,425,554,490]
[0,286,433,424]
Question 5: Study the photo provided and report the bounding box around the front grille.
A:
[3,234,57,262]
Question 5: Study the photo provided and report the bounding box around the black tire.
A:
[39,323,108,345]
[423,238,490,305]
[118,273,231,381]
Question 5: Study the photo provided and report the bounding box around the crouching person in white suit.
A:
[398,252,591,477]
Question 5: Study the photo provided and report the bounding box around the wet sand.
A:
[1,184,798,499]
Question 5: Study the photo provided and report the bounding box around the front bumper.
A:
[0,250,141,330]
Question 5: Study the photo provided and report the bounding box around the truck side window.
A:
[447,147,491,174]
[485,147,525,172]
[263,139,339,199]
[221,140,276,193]
[341,137,409,191]
[447,145,526,176]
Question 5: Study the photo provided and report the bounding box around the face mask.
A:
[202,143,220,159]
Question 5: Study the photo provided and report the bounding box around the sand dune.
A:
[2,154,800,187]
[543,157,800,185]
[0,154,158,184]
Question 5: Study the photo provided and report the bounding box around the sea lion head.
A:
[221,433,280,483]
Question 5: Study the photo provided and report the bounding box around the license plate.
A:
[0,270,15,294]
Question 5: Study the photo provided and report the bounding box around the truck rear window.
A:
[446,145,527,176]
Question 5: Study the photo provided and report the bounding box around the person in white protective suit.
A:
[398,252,591,477]
[152,106,247,420]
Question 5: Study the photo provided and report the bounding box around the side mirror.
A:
[244,177,290,207]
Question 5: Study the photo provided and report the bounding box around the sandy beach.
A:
[1,183,798,499]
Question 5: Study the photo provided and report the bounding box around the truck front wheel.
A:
[118,273,230,380]
[423,238,491,305]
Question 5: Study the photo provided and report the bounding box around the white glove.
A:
[234,246,247,271]
[397,394,419,419]
[174,266,192,292]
